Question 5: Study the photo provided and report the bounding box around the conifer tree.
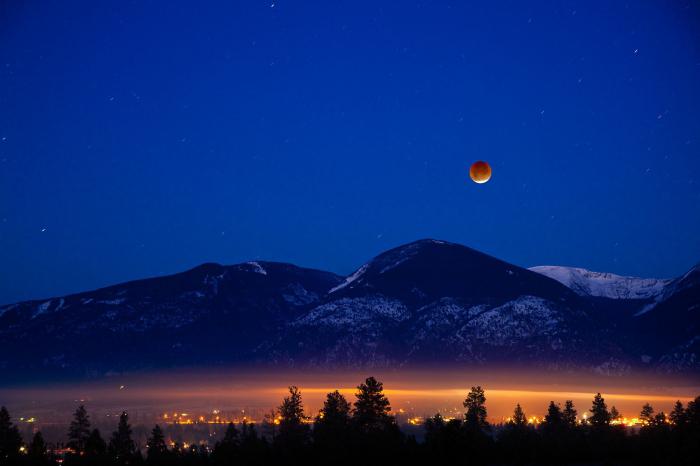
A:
[589,393,611,427]
[28,431,47,464]
[562,400,577,427]
[669,400,686,426]
[221,422,239,446]
[510,404,527,426]
[278,386,307,428]
[314,390,350,439]
[653,412,667,427]
[109,411,136,464]
[610,406,620,422]
[85,428,107,459]
[463,386,488,431]
[424,413,445,435]
[67,405,91,453]
[146,424,168,462]
[276,385,310,448]
[686,396,700,427]
[353,377,393,433]
[640,403,655,426]
[544,401,563,428]
[317,390,351,427]
[28,431,46,456]
[314,390,351,444]
[0,407,23,463]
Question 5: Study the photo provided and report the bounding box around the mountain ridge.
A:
[1,239,698,382]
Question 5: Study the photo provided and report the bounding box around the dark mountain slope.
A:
[0,261,341,381]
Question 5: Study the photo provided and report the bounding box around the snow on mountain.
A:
[329,264,369,294]
[529,266,670,300]
[1,240,697,380]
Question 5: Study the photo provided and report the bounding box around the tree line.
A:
[1,376,699,465]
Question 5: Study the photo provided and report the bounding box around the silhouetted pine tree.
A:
[562,400,577,427]
[352,376,403,460]
[26,431,51,466]
[610,406,620,422]
[640,403,655,426]
[0,406,22,464]
[313,390,351,453]
[461,386,493,464]
[676,396,700,462]
[586,393,623,464]
[275,385,310,454]
[353,377,394,434]
[67,405,91,454]
[109,411,136,465]
[543,401,563,429]
[538,401,569,462]
[670,400,687,427]
[463,386,488,431]
[146,425,168,465]
[499,404,536,464]
[423,413,446,445]
[654,411,668,426]
[83,428,108,466]
[212,421,241,465]
[510,404,527,427]
[589,393,611,427]
[28,431,46,458]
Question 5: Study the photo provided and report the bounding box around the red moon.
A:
[469,161,492,184]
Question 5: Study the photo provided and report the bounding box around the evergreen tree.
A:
[463,386,488,431]
[589,393,611,427]
[27,431,49,465]
[686,396,700,427]
[28,431,46,457]
[562,400,577,427]
[314,390,351,448]
[653,411,667,427]
[276,385,310,449]
[640,403,655,426]
[85,428,107,458]
[317,390,351,427]
[610,406,620,422]
[211,421,241,465]
[543,401,563,428]
[353,377,393,433]
[109,411,136,465]
[278,386,308,429]
[510,404,527,426]
[669,400,686,426]
[500,405,536,464]
[0,406,22,463]
[146,424,168,463]
[238,421,267,462]
[221,422,240,446]
[67,405,91,453]
[423,413,446,443]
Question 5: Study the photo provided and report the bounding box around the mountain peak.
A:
[329,238,572,303]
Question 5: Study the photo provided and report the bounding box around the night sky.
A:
[1,0,699,305]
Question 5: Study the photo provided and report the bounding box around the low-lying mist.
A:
[2,367,698,443]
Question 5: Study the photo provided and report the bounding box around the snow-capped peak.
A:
[529,265,670,300]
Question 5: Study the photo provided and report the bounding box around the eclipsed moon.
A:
[469,161,492,184]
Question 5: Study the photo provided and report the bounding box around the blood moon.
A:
[469,161,492,184]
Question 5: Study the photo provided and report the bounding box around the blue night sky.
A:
[1,1,699,304]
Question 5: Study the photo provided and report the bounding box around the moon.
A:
[469,161,492,184]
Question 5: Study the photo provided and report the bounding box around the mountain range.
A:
[1,239,698,383]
